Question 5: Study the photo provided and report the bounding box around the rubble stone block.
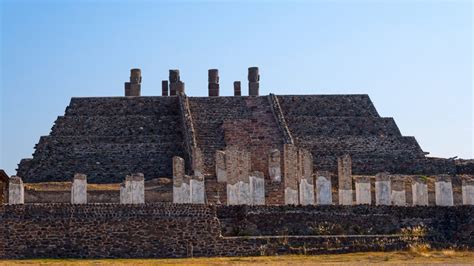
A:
[355,176,371,205]
[8,176,24,205]
[435,175,453,206]
[411,176,428,206]
[268,149,281,183]
[215,151,227,183]
[316,171,332,205]
[337,154,353,205]
[462,177,474,205]
[375,172,391,206]
[71,173,87,204]
[250,171,265,205]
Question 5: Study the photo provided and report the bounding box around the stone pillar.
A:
[355,176,371,205]
[71,173,87,204]
[234,81,241,96]
[375,172,391,206]
[268,149,281,183]
[8,176,24,205]
[208,69,219,96]
[299,149,315,205]
[315,171,332,205]
[462,177,474,205]
[131,173,145,204]
[191,148,205,204]
[250,171,265,205]
[225,147,251,205]
[391,175,406,206]
[215,150,227,183]
[284,144,299,205]
[169,69,185,96]
[337,154,353,205]
[411,176,428,206]
[124,68,142,96]
[173,156,190,203]
[120,175,132,204]
[435,175,453,206]
[248,67,260,96]
[162,80,169,96]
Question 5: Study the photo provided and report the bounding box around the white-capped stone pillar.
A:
[411,176,429,206]
[337,154,353,205]
[268,149,281,183]
[435,175,454,206]
[375,172,391,206]
[226,147,251,205]
[8,176,24,205]
[391,175,406,206]
[316,171,332,205]
[250,171,265,205]
[191,148,206,204]
[215,150,227,183]
[284,144,299,205]
[462,177,474,205]
[173,156,190,203]
[298,149,315,205]
[71,173,87,204]
[131,173,145,204]
[120,175,132,204]
[355,176,371,205]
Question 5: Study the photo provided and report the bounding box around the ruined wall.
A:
[1,204,472,259]
[17,97,186,183]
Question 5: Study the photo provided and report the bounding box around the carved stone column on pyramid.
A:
[191,148,205,204]
[124,68,142,96]
[316,171,332,205]
[355,176,371,205]
[208,69,219,96]
[71,173,87,204]
[462,176,474,205]
[8,176,24,205]
[250,171,265,205]
[391,175,406,206]
[248,67,260,96]
[234,81,241,96]
[173,156,190,203]
[169,69,185,96]
[299,149,315,205]
[225,147,251,205]
[284,144,299,205]
[162,80,169,96]
[411,176,429,206]
[268,149,281,183]
[435,175,453,206]
[337,154,353,205]
[375,172,391,206]
[215,150,227,183]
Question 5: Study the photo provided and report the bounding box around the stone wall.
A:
[1,204,472,259]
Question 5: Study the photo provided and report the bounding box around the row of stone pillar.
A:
[172,149,206,204]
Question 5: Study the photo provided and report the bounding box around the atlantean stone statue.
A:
[208,69,219,97]
[124,68,142,96]
[248,67,259,96]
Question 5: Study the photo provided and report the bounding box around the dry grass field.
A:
[1,250,473,265]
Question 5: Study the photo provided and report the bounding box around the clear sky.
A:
[0,0,472,176]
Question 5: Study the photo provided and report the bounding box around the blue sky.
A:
[1,0,472,176]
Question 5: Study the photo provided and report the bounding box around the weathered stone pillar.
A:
[284,144,299,205]
[124,68,142,96]
[208,69,219,96]
[71,173,87,204]
[250,171,265,205]
[131,173,145,204]
[215,150,227,183]
[411,176,428,206]
[435,175,453,206]
[315,171,332,205]
[234,81,241,96]
[173,156,190,203]
[268,149,281,183]
[191,148,205,204]
[225,147,251,205]
[169,69,185,96]
[248,67,260,96]
[391,175,406,206]
[462,177,474,205]
[355,176,371,205]
[8,176,24,205]
[120,175,132,204]
[337,154,353,205]
[299,149,314,205]
[375,172,391,206]
[162,80,169,96]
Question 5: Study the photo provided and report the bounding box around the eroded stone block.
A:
[411,176,428,206]
[215,150,227,183]
[298,149,314,205]
[355,176,371,205]
[71,173,87,204]
[337,154,352,205]
[131,173,145,204]
[375,172,391,206]
[462,177,474,205]
[284,144,299,205]
[173,156,190,204]
[435,175,453,206]
[391,175,406,206]
[250,171,265,205]
[190,175,205,204]
[268,149,281,183]
[225,147,251,205]
[8,176,24,205]
[316,171,332,205]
